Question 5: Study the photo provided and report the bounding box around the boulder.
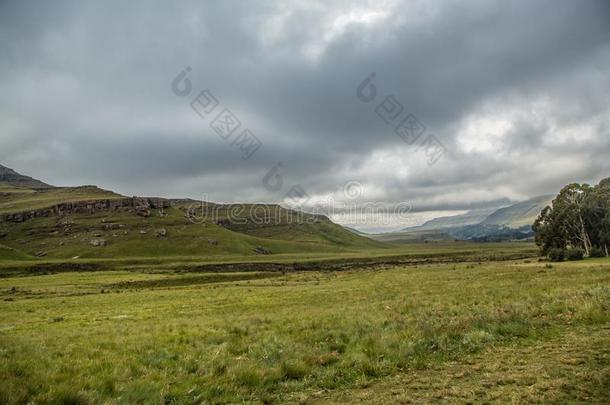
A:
[253,245,271,255]
[103,223,124,230]
[135,207,151,217]
[90,239,107,247]
[155,228,167,238]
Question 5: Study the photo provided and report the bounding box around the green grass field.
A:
[0,244,608,404]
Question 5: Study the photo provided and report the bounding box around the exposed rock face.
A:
[1,197,171,223]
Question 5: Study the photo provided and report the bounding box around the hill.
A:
[0,166,383,259]
[0,185,124,216]
[0,164,54,189]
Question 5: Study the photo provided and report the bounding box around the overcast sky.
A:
[1,0,609,231]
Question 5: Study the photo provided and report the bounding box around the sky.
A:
[1,0,609,232]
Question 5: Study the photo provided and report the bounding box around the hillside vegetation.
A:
[0,205,384,260]
[0,185,122,216]
[0,167,382,260]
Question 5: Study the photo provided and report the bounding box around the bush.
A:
[547,248,565,262]
[589,246,606,258]
[566,247,584,261]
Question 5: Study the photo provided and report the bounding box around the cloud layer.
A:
[1,0,609,230]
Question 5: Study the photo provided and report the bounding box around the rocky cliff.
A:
[1,197,171,223]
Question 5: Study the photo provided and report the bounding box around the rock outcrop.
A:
[1,197,171,223]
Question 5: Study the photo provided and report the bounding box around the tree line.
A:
[533,178,610,259]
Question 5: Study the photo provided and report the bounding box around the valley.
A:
[0,165,608,404]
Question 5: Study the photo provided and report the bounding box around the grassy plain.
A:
[0,244,608,404]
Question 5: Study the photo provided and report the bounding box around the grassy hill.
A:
[0,206,382,260]
[0,167,383,260]
[0,184,123,216]
[0,244,34,261]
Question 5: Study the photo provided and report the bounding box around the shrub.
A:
[589,246,606,258]
[566,247,584,261]
[547,248,565,262]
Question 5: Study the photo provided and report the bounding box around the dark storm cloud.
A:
[1,0,609,226]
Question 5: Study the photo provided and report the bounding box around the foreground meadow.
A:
[0,253,609,404]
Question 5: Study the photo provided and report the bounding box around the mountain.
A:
[401,207,500,232]
[390,196,553,242]
[369,229,455,243]
[481,195,553,227]
[0,164,54,189]
[0,165,383,260]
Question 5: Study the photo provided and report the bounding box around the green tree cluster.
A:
[533,178,610,258]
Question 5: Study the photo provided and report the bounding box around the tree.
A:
[533,178,610,257]
[533,206,566,255]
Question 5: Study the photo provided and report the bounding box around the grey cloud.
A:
[0,0,609,229]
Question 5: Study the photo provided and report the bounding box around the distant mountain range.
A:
[479,195,554,228]
[401,208,499,232]
[380,195,554,242]
[402,196,552,233]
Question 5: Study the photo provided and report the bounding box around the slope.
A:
[0,185,123,216]
[401,208,500,232]
[481,195,553,228]
[0,166,383,259]
[0,164,54,189]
